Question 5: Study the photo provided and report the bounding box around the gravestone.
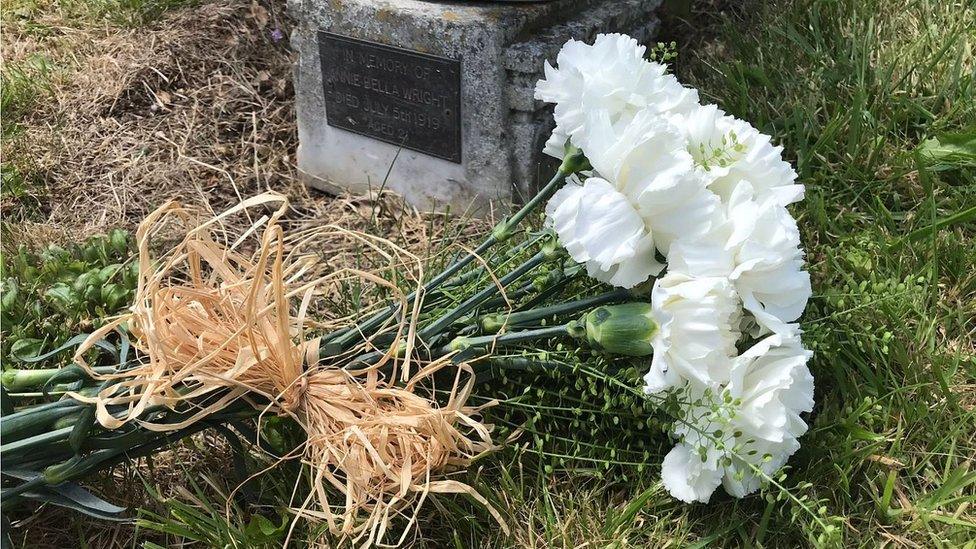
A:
[288,0,663,213]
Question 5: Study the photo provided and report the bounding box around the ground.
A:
[1,0,974,547]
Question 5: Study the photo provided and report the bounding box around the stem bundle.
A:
[1,148,629,545]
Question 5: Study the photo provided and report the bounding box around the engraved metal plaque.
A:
[319,32,462,163]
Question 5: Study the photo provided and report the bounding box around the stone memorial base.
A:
[289,0,663,213]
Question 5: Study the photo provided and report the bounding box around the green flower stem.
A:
[478,287,533,312]
[0,408,253,510]
[0,366,115,392]
[0,476,46,502]
[479,288,631,332]
[343,251,552,368]
[509,271,576,311]
[320,235,501,355]
[0,425,73,458]
[439,235,541,290]
[443,323,584,354]
[472,356,579,379]
[438,266,488,290]
[0,404,80,441]
[0,392,251,474]
[1,398,79,425]
[491,148,588,243]
[417,251,549,344]
[478,278,546,311]
[37,406,255,487]
[320,148,586,358]
[0,399,170,462]
[478,261,583,312]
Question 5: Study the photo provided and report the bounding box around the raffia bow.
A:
[67,193,505,546]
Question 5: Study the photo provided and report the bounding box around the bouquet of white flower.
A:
[0,32,814,545]
[536,33,814,503]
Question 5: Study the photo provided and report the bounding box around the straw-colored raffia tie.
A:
[67,193,506,545]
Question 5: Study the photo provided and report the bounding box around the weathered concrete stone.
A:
[289,0,662,213]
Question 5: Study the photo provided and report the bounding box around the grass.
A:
[2,0,974,546]
[0,54,53,132]
[1,52,55,213]
[0,0,205,226]
[513,0,976,545]
[0,0,196,128]
[2,0,199,30]
[451,0,976,546]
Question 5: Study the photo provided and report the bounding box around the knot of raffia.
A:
[282,372,309,414]
[67,193,505,545]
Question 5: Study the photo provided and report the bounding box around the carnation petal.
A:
[662,443,723,503]
[645,273,741,392]
[542,126,571,159]
[672,105,804,208]
[546,177,661,288]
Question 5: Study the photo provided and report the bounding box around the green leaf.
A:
[122,261,140,287]
[18,332,117,364]
[605,485,660,535]
[10,338,44,361]
[3,470,127,521]
[108,229,129,256]
[73,269,102,293]
[97,264,122,285]
[81,237,107,264]
[44,282,77,311]
[244,514,286,540]
[890,204,976,251]
[0,279,19,314]
[39,244,69,265]
[100,283,128,310]
[917,130,976,169]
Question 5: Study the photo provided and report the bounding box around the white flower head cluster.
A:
[535,33,699,159]
[536,34,815,503]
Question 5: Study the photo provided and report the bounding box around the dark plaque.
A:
[319,32,462,163]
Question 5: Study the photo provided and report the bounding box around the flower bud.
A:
[479,314,505,333]
[448,336,473,352]
[558,144,591,174]
[584,303,656,357]
[43,455,83,485]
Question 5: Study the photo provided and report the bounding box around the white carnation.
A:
[673,104,804,207]
[661,442,723,503]
[535,32,816,509]
[544,111,723,289]
[535,33,699,158]
[545,176,662,288]
[730,194,811,336]
[668,184,811,336]
[643,273,741,393]
[584,109,721,256]
[723,333,814,496]
[661,333,814,502]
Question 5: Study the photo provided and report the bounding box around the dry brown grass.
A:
[3,0,300,241]
[1,0,490,284]
[1,0,490,255]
